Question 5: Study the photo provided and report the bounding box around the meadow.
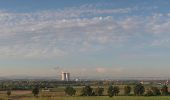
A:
[7,96,170,100]
[0,85,169,100]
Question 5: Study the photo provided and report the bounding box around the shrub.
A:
[145,88,154,96]
[64,86,76,96]
[151,86,161,96]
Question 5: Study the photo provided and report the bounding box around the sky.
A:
[0,0,170,79]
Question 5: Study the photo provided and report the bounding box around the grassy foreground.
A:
[19,96,170,100]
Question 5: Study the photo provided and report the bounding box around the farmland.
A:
[0,84,169,100]
[1,92,170,100]
[2,95,170,100]
[0,80,169,100]
[16,96,170,100]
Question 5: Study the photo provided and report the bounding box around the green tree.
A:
[107,85,114,97]
[151,86,161,96]
[161,85,168,95]
[81,85,93,96]
[32,85,40,97]
[64,86,76,96]
[113,86,120,96]
[94,87,104,96]
[7,89,11,97]
[134,83,145,96]
[124,85,131,95]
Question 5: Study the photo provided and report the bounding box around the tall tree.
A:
[113,86,120,96]
[134,83,145,96]
[94,87,104,96]
[7,89,11,97]
[32,85,40,97]
[107,85,114,97]
[81,85,93,96]
[124,85,131,95]
[161,85,168,95]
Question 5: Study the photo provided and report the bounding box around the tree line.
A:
[64,83,169,97]
[5,83,169,98]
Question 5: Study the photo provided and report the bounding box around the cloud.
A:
[59,66,124,78]
[96,67,107,73]
[167,13,170,17]
[151,39,170,47]
[0,4,169,58]
[95,67,124,74]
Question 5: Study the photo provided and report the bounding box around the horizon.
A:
[0,0,170,79]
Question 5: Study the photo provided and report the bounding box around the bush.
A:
[64,86,76,96]
[151,86,161,96]
[145,88,154,96]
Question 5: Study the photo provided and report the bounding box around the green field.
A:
[17,96,170,100]
[0,85,169,100]
[0,91,170,100]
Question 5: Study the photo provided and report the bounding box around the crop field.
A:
[7,96,170,100]
[0,85,169,100]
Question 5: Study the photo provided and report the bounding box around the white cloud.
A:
[167,13,170,17]
[151,39,170,47]
[96,67,123,73]
[60,66,124,78]
[0,5,169,58]
[96,67,107,73]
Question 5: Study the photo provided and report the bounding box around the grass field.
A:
[0,85,169,100]
[0,91,169,100]
[18,96,170,100]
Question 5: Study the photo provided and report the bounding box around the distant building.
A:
[140,81,151,85]
[61,72,70,81]
[75,78,80,82]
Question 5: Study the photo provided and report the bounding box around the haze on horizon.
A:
[0,0,170,79]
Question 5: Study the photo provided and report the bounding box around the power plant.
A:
[61,72,70,81]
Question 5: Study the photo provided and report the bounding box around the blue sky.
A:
[0,0,170,79]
